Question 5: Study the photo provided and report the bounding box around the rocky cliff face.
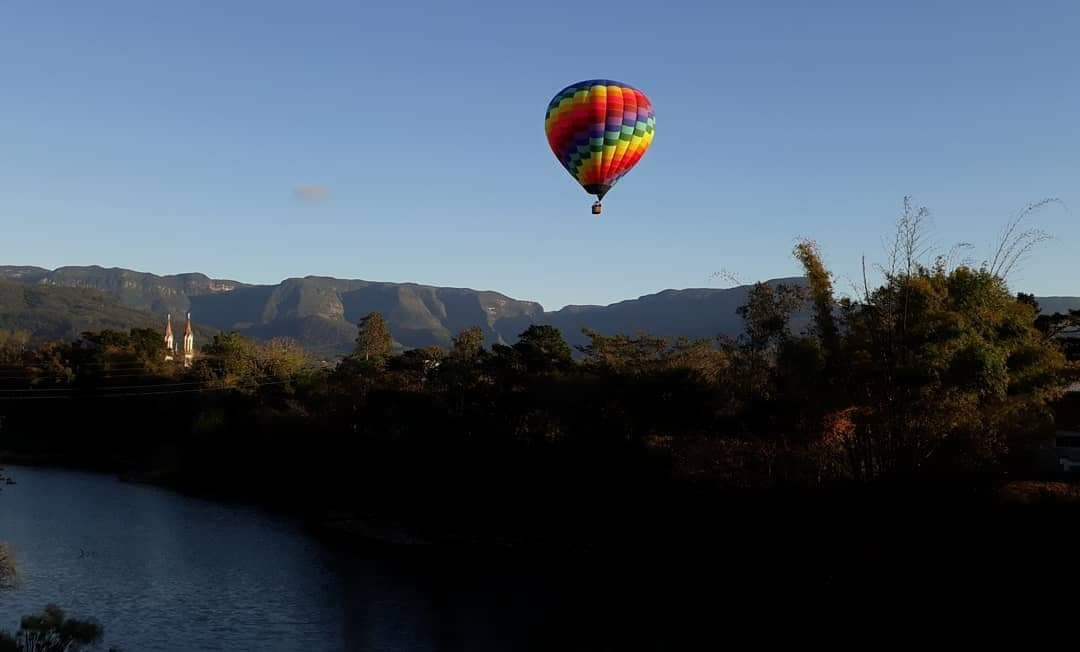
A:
[0,266,544,356]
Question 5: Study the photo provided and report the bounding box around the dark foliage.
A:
[0,605,104,651]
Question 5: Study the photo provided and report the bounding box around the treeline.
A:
[1,217,1078,546]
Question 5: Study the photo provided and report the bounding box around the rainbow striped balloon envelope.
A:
[544,79,655,213]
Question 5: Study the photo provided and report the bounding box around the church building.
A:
[163,312,196,367]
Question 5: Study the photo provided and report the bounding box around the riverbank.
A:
[0,450,622,559]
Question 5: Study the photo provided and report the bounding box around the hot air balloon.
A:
[544,79,655,215]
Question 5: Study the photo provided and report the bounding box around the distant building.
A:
[163,314,175,362]
[183,312,195,368]
[163,312,196,367]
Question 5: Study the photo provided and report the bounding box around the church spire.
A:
[163,314,175,361]
[182,312,195,368]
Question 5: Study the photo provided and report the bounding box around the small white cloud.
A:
[294,185,329,203]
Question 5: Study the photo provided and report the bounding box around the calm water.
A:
[0,465,677,651]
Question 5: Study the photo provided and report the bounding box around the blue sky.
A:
[2,1,1077,310]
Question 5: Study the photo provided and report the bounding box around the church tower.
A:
[183,312,195,368]
[163,314,175,362]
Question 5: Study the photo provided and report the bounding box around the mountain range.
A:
[2,265,1078,357]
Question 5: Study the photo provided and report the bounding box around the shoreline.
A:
[0,454,644,560]
[7,451,1080,567]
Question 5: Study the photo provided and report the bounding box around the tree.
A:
[578,330,727,381]
[0,330,30,366]
[1016,292,1039,312]
[578,329,668,374]
[435,328,488,417]
[387,346,446,391]
[1033,309,1080,339]
[195,332,261,386]
[354,312,393,362]
[668,337,730,383]
[2,605,104,651]
[736,282,807,353]
[261,338,311,380]
[513,325,573,375]
[793,240,840,366]
[1033,309,1080,362]
[773,199,1075,480]
[451,327,485,360]
[837,266,1069,478]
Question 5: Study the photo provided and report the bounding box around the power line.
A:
[0,378,298,401]
[0,354,232,372]
[0,371,147,379]
[0,371,201,386]
[0,379,212,393]
[0,356,261,382]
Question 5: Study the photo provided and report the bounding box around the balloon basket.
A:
[591,202,602,215]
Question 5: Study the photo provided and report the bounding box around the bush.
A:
[3,605,104,652]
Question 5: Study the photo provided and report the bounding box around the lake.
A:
[0,465,686,651]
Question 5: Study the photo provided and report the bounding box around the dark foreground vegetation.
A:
[2,202,1079,635]
[0,606,105,652]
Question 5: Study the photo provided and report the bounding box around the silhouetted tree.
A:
[578,330,668,374]
[388,346,446,391]
[3,605,103,651]
[736,282,806,353]
[1034,309,1080,362]
[512,325,573,375]
[354,312,393,362]
[1016,292,1039,312]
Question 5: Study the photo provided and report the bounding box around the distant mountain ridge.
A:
[0,280,162,341]
[497,279,814,350]
[1033,296,1080,317]
[0,266,246,316]
[0,266,543,356]
[2,265,1077,356]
